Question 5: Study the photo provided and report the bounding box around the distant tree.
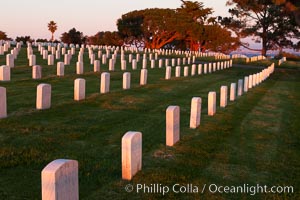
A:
[117,1,239,52]
[117,8,192,49]
[221,0,300,56]
[199,24,240,53]
[88,31,123,46]
[177,0,239,52]
[52,39,61,44]
[36,38,49,43]
[15,36,34,44]
[117,11,144,48]
[60,28,86,45]
[0,31,8,40]
[48,21,58,42]
[176,0,212,50]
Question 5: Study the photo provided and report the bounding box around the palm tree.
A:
[48,21,57,42]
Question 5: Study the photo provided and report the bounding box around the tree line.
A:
[0,0,299,56]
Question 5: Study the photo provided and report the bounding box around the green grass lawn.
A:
[0,47,299,199]
[277,60,300,69]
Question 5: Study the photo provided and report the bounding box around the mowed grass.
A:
[0,47,299,199]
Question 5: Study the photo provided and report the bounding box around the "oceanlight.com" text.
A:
[125,183,294,196]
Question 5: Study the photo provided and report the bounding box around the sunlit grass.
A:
[0,47,299,199]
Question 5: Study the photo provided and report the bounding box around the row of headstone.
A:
[0,42,22,69]
[77,45,229,67]
[0,58,274,116]
[30,60,100,80]
[1,68,150,117]
[27,45,140,75]
[208,63,275,117]
[27,48,62,69]
[231,54,248,59]
[247,64,274,89]
[246,55,266,63]
[215,55,230,60]
[165,60,233,80]
[165,63,275,149]
[96,45,223,60]
[166,68,258,143]
[2,51,231,84]
[36,63,276,199]
[2,62,273,121]
[4,41,233,65]
[0,41,12,55]
[4,44,234,83]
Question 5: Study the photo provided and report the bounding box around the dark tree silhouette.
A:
[221,0,300,56]
[117,1,239,52]
[60,28,86,45]
[0,31,8,40]
[48,21,58,42]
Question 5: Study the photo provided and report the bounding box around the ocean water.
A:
[230,50,300,58]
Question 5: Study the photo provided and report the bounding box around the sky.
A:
[0,0,231,40]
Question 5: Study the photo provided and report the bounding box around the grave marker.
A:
[57,62,64,77]
[0,65,10,81]
[184,66,189,77]
[122,131,142,180]
[132,59,137,70]
[208,92,216,116]
[166,106,180,146]
[109,59,114,71]
[198,64,202,75]
[189,97,201,129]
[42,159,79,200]
[100,73,110,93]
[94,60,100,72]
[238,79,243,96]
[165,66,171,80]
[140,69,147,85]
[191,64,196,76]
[32,65,42,79]
[204,64,207,74]
[36,84,51,110]
[175,66,181,77]
[230,83,236,101]
[0,87,7,119]
[29,54,36,66]
[220,86,228,108]
[48,55,54,66]
[6,54,14,68]
[142,59,147,69]
[74,78,86,101]
[244,76,249,92]
[123,72,131,90]
[151,60,155,69]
